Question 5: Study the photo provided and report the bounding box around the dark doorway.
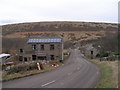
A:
[24,57,27,62]
[50,55,55,60]
[37,56,46,60]
[91,51,93,55]
[91,51,93,59]
[32,55,36,60]
[19,56,23,61]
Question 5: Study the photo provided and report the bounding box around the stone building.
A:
[18,38,63,62]
[84,44,99,59]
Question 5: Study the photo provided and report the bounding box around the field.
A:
[89,59,118,88]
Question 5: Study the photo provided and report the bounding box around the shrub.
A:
[96,53,100,57]
[111,52,120,56]
[101,52,109,57]
[7,62,41,74]
[40,63,44,70]
[29,63,38,70]
[96,52,109,58]
[7,64,28,74]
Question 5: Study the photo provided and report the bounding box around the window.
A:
[32,45,36,50]
[32,55,36,60]
[41,45,44,50]
[57,44,61,48]
[19,56,23,61]
[50,45,54,50]
[50,55,54,60]
[20,49,23,53]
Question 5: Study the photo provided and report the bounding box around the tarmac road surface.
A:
[2,49,100,88]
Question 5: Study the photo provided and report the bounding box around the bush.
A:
[96,52,109,58]
[40,64,44,70]
[101,52,109,57]
[7,62,42,74]
[29,63,38,70]
[110,52,120,56]
[7,64,28,74]
[96,53,100,57]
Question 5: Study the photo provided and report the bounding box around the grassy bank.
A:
[89,59,118,88]
[2,49,70,82]
[2,62,63,82]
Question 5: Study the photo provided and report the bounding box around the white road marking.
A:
[41,80,56,87]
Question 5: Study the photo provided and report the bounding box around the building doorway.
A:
[19,56,23,61]
[50,55,55,60]
[91,51,93,59]
[91,51,93,55]
[24,57,27,62]
[32,55,36,60]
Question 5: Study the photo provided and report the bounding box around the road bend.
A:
[3,49,100,88]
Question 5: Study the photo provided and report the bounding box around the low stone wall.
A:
[99,55,119,61]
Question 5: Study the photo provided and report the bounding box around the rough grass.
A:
[2,50,70,82]
[89,59,118,88]
[2,63,62,82]
[64,49,70,53]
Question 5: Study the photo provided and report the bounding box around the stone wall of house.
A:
[18,42,63,61]
[85,48,99,58]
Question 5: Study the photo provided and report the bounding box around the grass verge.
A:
[89,59,118,88]
[2,62,63,82]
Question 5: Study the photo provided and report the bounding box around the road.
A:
[2,49,100,88]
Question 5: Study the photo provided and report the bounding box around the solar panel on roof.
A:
[27,38,62,43]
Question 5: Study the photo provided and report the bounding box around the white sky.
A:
[0,0,119,25]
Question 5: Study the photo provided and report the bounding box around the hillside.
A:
[2,21,118,54]
[2,21,118,35]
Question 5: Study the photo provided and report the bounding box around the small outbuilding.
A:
[84,44,99,59]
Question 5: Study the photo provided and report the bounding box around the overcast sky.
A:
[0,0,119,25]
